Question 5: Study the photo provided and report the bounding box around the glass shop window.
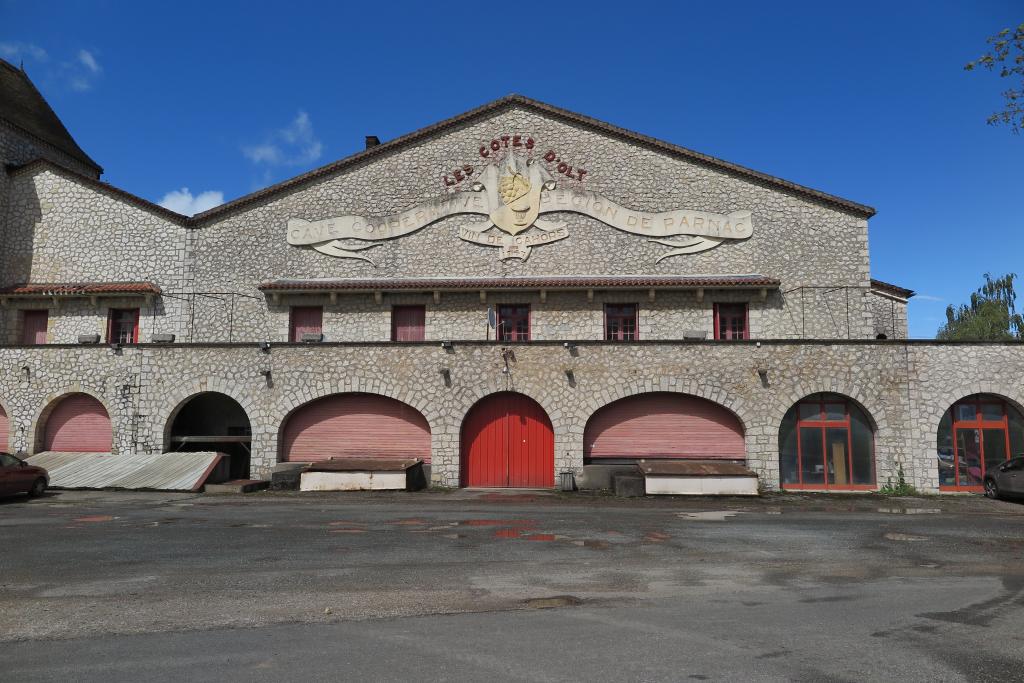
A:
[497,304,530,341]
[936,394,1024,491]
[107,308,140,344]
[605,304,638,341]
[714,303,748,340]
[391,305,426,342]
[779,393,876,489]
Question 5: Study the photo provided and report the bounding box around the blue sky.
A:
[2,0,1020,338]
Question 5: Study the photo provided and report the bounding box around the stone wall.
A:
[0,103,882,344]
[1,340,1020,492]
[868,291,910,339]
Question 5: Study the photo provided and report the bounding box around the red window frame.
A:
[107,308,140,344]
[605,303,638,341]
[289,306,323,342]
[21,309,49,345]
[391,305,426,342]
[942,398,1013,492]
[783,398,876,491]
[496,304,531,341]
[714,303,749,340]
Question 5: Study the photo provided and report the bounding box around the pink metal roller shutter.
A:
[43,394,112,452]
[584,393,744,460]
[282,394,431,462]
[0,405,8,450]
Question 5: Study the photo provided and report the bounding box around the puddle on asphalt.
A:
[524,595,582,609]
[73,515,115,523]
[677,511,742,521]
[460,519,537,527]
[884,532,930,542]
[877,508,941,515]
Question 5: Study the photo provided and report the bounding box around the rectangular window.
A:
[107,308,140,344]
[714,303,748,340]
[391,305,426,341]
[497,304,530,341]
[289,306,323,342]
[605,304,638,341]
[21,309,48,345]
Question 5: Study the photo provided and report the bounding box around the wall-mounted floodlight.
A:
[441,340,454,350]
[259,341,271,352]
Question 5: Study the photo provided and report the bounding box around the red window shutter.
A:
[290,306,323,342]
[107,308,140,344]
[605,304,638,341]
[391,306,426,341]
[21,310,48,345]
[715,304,748,340]
[497,304,530,341]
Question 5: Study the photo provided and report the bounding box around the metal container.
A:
[559,471,576,492]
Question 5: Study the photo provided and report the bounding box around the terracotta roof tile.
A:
[0,282,161,296]
[259,275,780,292]
[870,278,914,299]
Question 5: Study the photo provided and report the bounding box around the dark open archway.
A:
[166,392,252,479]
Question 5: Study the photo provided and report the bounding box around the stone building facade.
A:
[1,60,1021,492]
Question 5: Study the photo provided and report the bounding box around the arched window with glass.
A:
[779,393,876,490]
[937,395,1024,491]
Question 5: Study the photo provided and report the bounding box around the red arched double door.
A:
[461,392,554,488]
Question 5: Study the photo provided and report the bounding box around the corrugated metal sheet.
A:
[43,394,112,452]
[282,394,431,463]
[585,393,745,460]
[26,451,222,491]
[462,392,554,487]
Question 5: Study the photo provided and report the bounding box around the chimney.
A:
[365,135,380,149]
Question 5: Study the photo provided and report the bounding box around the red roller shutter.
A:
[0,404,8,451]
[585,393,744,461]
[461,392,554,488]
[282,394,430,462]
[43,394,112,452]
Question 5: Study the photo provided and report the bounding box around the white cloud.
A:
[243,110,323,167]
[913,294,944,302]
[0,41,48,61]
[77,49,100,73]
[158,188,224,216]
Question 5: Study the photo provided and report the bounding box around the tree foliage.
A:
[964,23,1024,134]
[937,273,1024,341]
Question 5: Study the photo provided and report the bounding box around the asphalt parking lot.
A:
[1,489,1023,682]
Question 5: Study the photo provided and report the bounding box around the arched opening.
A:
[937,394,1024,491]
[779,393,875,490]
[280,393,430,463]
[461,392,554,488]
[584,393,745,463]
[167,392,252,479]
[39,393,112,453]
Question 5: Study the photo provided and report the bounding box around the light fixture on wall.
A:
[260,369,272,387]
[562,342,578,354]
[259,341,271,353]
[438,366,451,387]
[440,340,454,350]
[20,365,30,379]
[109,342,121,353]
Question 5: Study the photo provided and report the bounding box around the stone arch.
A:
[927,386,1024,437]
[776,391,880,490]
[276,388,432,464]
[572,380,753,434]
[32,389,116,454]
[582,391,746,462]
[156,382,261,451]
[767,384,886,435]
[931,388,1024,490]
[459,390,555,487]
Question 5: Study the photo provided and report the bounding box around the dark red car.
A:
[0,452,48,498]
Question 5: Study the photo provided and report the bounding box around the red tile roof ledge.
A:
[0,282,162,297]
[258,275,781,292]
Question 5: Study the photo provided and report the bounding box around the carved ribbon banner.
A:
[285,153,754,264]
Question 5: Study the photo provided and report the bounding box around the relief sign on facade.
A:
[286,147,754,264]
